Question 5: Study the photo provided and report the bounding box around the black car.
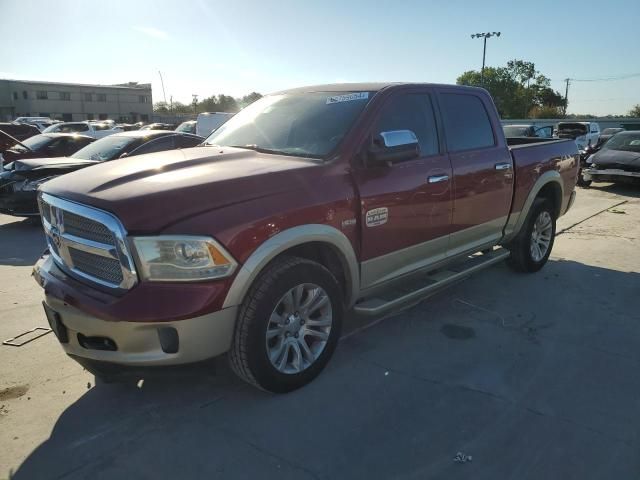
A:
[0,131,203,217]
[583,131,640,186]
[0,122,41,141]
[0,132,95,166]
[596,127,625,148]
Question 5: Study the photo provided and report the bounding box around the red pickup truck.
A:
[33,83,578,392]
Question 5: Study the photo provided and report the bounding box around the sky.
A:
[1,0,639,116]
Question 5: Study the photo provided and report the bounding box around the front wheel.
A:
[507,198,556,273]
[229,256,343,393]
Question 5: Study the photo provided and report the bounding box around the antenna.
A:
[158,71,167,104]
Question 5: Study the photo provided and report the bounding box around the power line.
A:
[570,72,640,82]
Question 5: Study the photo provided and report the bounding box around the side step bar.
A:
[353,248,510,316]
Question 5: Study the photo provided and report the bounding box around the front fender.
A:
[222,224,360,309]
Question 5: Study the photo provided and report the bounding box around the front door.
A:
[354,90,453,290]
[436,89,514,256]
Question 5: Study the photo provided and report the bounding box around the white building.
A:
[0,79,152,123]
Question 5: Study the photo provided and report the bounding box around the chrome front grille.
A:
[62,211,116,245]
[38,193,137,292]
[68,247,124,284]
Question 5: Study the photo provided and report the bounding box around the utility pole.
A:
[192,94,198,114]
[563,78,570,116]
[471,32,501,84]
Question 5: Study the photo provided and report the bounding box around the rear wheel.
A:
[507,198,556,273]
[229,256,343,393]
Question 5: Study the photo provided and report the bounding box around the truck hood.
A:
[41,146,318,232]
[592,149,640,168]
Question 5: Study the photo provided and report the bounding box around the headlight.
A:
[21,176,57,191]
[131,236,237,281]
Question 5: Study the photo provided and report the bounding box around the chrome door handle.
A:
[495,162,512,171]
[428,174,449,184]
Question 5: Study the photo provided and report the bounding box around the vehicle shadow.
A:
[590,182,640,198]
[9,259,640,479]
[0,217,46,266]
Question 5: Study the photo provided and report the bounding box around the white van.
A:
[196,112,234,138]
[557,122,600,150]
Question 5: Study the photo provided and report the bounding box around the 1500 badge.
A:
[365,207,388,227]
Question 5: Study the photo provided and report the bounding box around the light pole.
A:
[470,32,501,84]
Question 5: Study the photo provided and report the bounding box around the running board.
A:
[353,248,510,316]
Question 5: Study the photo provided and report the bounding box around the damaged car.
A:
[0,130,203,217]
[582,130,640,186]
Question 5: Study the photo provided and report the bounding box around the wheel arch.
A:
[504,171,564,242]
[222,225,360,309]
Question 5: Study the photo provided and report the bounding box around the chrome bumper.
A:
[583,168,640,180]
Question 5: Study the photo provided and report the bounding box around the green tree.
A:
[457,59,566,119]
[629,105,640,117]
[239,92,263,108]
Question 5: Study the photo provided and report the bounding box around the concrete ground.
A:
[1,184,639,479]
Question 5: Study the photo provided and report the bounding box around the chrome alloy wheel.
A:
[266,283,332,374]
[530,210,553,262]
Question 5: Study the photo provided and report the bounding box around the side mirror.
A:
[368,130,420,166]
[119,152,129,159]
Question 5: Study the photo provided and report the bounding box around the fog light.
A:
[158,327,179,354]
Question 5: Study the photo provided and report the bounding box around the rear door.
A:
[355,89,453,289]
[436,89,513,256]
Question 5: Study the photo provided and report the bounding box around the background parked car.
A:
[557,121,600,150]
[0,130,204,217]
[42,121,123,139]
[596,127,625,147]
[14,117,60,132]
[175,120,196,134]
[0,132,95,166]
[196,112,234,137]
[140,123,175,131]
[0,122,41,141]
[503,124,553,138]
[582,130,640,186]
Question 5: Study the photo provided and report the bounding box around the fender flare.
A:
[222,224,360,309]
[504,170,564,241]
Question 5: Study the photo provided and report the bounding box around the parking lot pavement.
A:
[1,184,639,479]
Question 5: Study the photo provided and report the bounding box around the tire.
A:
[507,198,556,273]
[229,256,344,393]
[576,168,592,188]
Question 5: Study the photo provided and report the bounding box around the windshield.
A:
[204,91,373,158]
[503,126,531,137]
[601,132,640,153]
[558,123,588,134]
[176,121,196,134]
[602,128,624,135]
[20,134,53,151]
[70,135,138,161]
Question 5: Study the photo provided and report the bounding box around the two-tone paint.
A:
[36,82,579,365]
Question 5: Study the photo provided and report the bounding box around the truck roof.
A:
[276,82,487,94]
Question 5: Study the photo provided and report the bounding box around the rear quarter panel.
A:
[510,139,578,216]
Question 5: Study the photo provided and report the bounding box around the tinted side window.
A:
[440,93,495,152]
[132,136,175,155]
[376,93,439,157]
[177,135,203,148]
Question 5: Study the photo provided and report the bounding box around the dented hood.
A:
[40,146,317,232]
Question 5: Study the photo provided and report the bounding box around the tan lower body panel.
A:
[45,294,238,366]
[360,216,507,290]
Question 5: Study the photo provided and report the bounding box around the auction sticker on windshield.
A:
[326,92,369,104]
